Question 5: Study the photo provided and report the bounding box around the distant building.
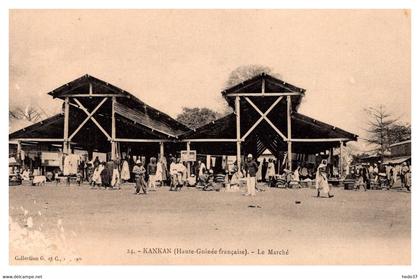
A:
[384,139,411,165]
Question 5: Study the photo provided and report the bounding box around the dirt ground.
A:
[9,182,411,265]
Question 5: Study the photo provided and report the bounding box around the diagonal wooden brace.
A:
[244,97,287,141]
[241,96,283,140]
[72,97,111,140]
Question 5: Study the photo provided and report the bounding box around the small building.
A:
[384,139,411,165]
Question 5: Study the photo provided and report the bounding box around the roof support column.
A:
[111,96,117,160]
[17,140,22,165]
[235,96,241,172]
[287,95,292,171]
[339,141,344,178]
[186,141,191,178]
[159,142,165,162]
[63,97,70,155]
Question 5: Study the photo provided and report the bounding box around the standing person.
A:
[244,154,258,196]
[361,166,370,190]
[78,159,86,182]
[128,155,135,182]
[121,157,130,183]
[156,158,164,187]
[93,156,100,167]
[132,160,147,195]
[261,159,268,182]
[91,162,104,188]
[198,160,207,177]
[256,160,262,182]
[169,157,178,191]
[385,164,392,188]
[147,157,158,191]
[100,162,111,189]
[394,163,402,188]
[391,164,397,187]
[401,162,410,191]
[315,160,334,198]
[373,163,379,183]
[175,158,187,191]
[111,163,121,190]
[266,158,276,187]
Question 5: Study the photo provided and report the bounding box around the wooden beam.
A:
[225,92,302,97]
[291,138,350,143]
[14,138,65,142]
[261,79,265,95]
[241,96,283,141]
[186,141,191,178]
[63,97,70,154]
[340,141,344,177]
[115,138,172,143]
[68,97,108,140]
[181,138,239,143]
[244,97,287,141]
[235,96,241,171]
[160,142,165,162]
[73,98,111,140]
[16,140,21,162]
[60,94,122,98]
[287,95,292,171]
[111,96,117,160]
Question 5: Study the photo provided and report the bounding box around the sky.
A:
[9,10,411,151]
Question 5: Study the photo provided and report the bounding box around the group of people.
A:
[352,161,411,192]
[88,156,165,195]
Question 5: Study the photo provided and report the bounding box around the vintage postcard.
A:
[7,9,411,268]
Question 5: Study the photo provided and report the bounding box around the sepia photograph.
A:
[6,9,412,267]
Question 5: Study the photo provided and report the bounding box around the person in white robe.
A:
[156,158,164,186]
[315,160,334,198]
[121,159,130,182]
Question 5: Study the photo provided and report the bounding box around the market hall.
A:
[9,73,358,189]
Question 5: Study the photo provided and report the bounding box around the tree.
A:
[224,64,280,89]
[9,105,46,122]
[363,105,399,159]
[387,123,411,144]
[176,107,222,129]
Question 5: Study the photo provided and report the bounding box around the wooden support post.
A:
[339,141,344,177]
[63,97,70,154]
[287,95,292,171]
[160,142,165,162]
[235,96,241,171]
[186,141,191,178]
[329,147,334,176]
[111,96,116,160]
[17,140,22,165]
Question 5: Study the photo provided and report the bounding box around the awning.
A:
[383,156,411,165]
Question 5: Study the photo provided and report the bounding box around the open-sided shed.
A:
[180,73,358,172]
[9,74,190,159]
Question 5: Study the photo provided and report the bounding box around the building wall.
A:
[390,142,411,157]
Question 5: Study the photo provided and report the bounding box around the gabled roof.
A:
[221,73,306,111]
[47,74,190,136]
[10,74,190,143]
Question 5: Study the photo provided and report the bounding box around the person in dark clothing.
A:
[133,160,147,195]
[100,162,111,188]
[261,159,268,182]
[361,166,370,189]
[93,156,100,167]
[127,155,135,182]
[244,154,258,196]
